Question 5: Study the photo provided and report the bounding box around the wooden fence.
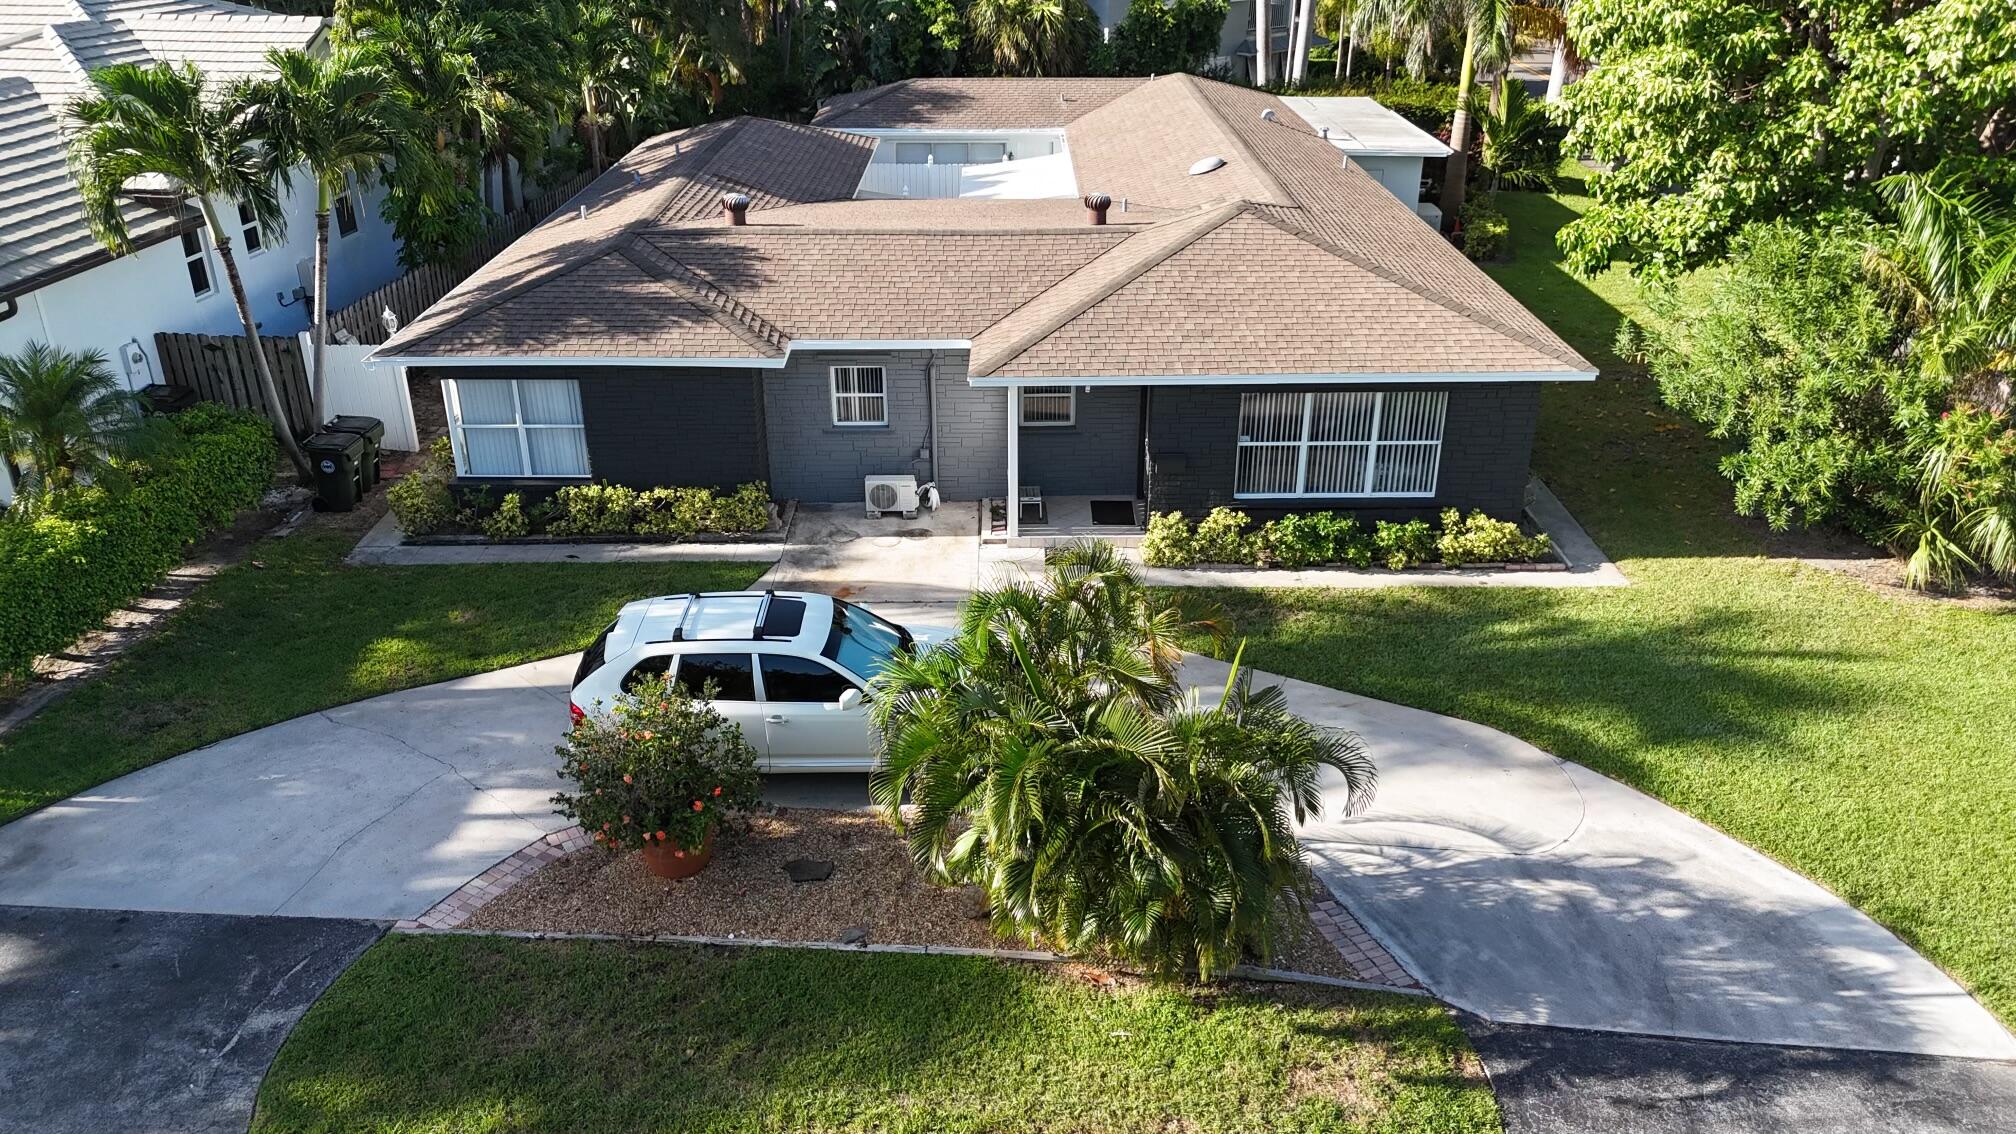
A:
[326,172,596,345]
[154,332,317,437]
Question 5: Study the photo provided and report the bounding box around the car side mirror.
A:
[837,687,863,712]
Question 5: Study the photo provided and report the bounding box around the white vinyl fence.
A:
[304,332,422,452]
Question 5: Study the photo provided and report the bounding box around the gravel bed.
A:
[465,808,1360,980]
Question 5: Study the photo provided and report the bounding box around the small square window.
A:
[181,230,212,297]
[1019,385,1074,427]
[831,366,888,426]
[237,202,263,254]
[334,192,359,237]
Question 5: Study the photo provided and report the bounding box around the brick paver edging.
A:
[398,826,1423,992]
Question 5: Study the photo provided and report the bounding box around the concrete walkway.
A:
[1178,655,2016,1061]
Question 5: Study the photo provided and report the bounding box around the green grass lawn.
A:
[0,519,766,824]
[253,935,1497,1134]
[1192,166,2016,1026]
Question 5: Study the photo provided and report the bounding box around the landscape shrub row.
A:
[1141,506,1551,570]
[390,440,773,540]
[0,404,274,679]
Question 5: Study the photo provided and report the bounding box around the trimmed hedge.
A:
[0,404,275,679]
[1141,506,1550,570]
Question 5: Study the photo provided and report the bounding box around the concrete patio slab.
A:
[758,502,982,604]
[1177,654,2016,1061]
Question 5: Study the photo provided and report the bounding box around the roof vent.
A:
[721,192,752,225]
[1259,108,1277,122]
[577,204,589,221]
[1083,192,1111,226]
[1188,156,1226,176]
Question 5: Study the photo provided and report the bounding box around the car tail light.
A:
[569,702,585,726]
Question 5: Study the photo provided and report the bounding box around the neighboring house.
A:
[1081,0,1320,88]
[372,75,1592,539]
[1278,95,1449,221]
[0,0,404,502]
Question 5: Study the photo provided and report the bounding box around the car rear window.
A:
[759,655,858,704]
[573,620,616,688]
[673,653,756,701]
[621,655,672,694]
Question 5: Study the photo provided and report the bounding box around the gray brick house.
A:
[375,75,1593,536]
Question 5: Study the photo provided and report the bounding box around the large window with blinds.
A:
[1234,390,1447,498]
[446,378,590,478]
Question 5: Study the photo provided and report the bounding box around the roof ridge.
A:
[968,200,1247,376]
[1167,73,1295,208]
[616,238,788,356]
[1243,206,1587,369]
[818,79,908,121]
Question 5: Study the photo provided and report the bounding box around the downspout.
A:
[0,297,17,322]
[925,351,942,488]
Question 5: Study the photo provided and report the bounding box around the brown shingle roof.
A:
[378,75,1592,380]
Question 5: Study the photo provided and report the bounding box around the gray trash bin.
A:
[303,431,366,512]
[323,415,385,490]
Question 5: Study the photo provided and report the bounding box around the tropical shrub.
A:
[869,541,1372,979]
[1886,405,2016,590]
[634,486,714,538]
[1192,506,1253,564]
[0,341,174,503]
[708,481,773,532]
[546,483,642,537]
[553,675,763,853]
[1473,83,1561,192]
[1140,510,1199,567]
[1258,510,1364,569]
[1458,194,1510,262]
[1373,518,1436,569]
[1102,0,1226,75]
[0,404,272,679]
[387,437,456,536]
[481,491,530,540]
[1436,508,1551,565]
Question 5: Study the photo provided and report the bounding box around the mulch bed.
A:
[463,807,1359,980]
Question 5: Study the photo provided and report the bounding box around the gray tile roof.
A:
[377,74,1594,381]
[0,0,324,299]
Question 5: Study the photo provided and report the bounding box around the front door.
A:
[756,654,873,768]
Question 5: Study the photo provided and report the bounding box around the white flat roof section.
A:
[1282,96,1453,158]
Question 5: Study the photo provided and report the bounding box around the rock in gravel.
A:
[956,885,990,920]
[785,858,835,883]
[838,925,870,945]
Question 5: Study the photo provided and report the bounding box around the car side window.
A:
[620,654,671,694]
[672,653,757,701]
[759,654,859,704]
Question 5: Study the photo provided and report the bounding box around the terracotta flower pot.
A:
[639,825,716,880]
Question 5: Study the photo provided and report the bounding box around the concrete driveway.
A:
[0,905,381,1134]
[1179,655,2016,1061]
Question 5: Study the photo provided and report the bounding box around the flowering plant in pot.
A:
[552,676,762,879]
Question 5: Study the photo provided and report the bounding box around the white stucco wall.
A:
[1351,156,1426,206]
[0,170,402,396]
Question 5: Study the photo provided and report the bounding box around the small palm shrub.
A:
[1887,404,2016,589]
[1192,506,1253,563]
[870,541,1373,980]
[552,675,763,853]
[1436,508,1551,565]
[1373,518,1437,569]
[1140,510,1199,566]
[387,437,455,535]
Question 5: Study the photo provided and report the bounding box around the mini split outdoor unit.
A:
[864,474,934,518]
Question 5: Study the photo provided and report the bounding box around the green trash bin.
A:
[323,415,385,490]
[303,431,366,512]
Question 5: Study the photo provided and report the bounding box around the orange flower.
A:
[712,786,722,797]
[656,830,667,841]
[578,762,588,772]
[623,774,634,784]
[692,800,704,812]
[622,815,632,824]
[640,731,654,741]
[673,849,685,858]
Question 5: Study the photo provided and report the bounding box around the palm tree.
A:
[1473,80,1558,190]
[869,542,1375,979]
[66,62,311,480]
[0,343,165,503]
[254,45,411,426]
[556,0,641,173]
[966,0,1090,77]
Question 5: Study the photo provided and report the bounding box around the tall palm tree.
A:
[966,0,1089,77]
[0,343,166,503]
[556,0,641,173]
[67,62,311,479]
[254,45,411,426]
[869,542,1375,979]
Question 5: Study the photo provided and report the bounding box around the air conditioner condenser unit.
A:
[865,474,921,518]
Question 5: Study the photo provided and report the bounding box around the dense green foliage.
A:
[0,519,764,824]
[1141,507,1552,568]
[1103,0,1228,75]
[1631,220,1937,539]
[1457,192,1509,260]
[252,936,1498,1132]
[0,405,273,681]
[1560,0,2016,274]
[1473,82,1558,191]
[0,342,170,502]
[555,676,763,852]
[384,437,457,535]
[869,543,1373,979]
[1436,507,1550,565]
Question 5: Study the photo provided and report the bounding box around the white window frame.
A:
[181,229,215,298]
[444,378,591,479]
[1234,390,1447,499]
[1017,385,1075,427]
[236,201,265,255]
[830,365,888,427]
[334,187,360,238]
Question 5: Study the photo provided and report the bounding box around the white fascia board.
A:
[968,370,1597,387]
[366,354,787,370]
[787,339,973,352]
[837,128,1068,138]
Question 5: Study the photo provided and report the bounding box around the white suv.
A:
[569,591,946,772]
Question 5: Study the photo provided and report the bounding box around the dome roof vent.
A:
[1188,155,1226,176]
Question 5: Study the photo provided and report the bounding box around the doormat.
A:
[1089,499,1137,526]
